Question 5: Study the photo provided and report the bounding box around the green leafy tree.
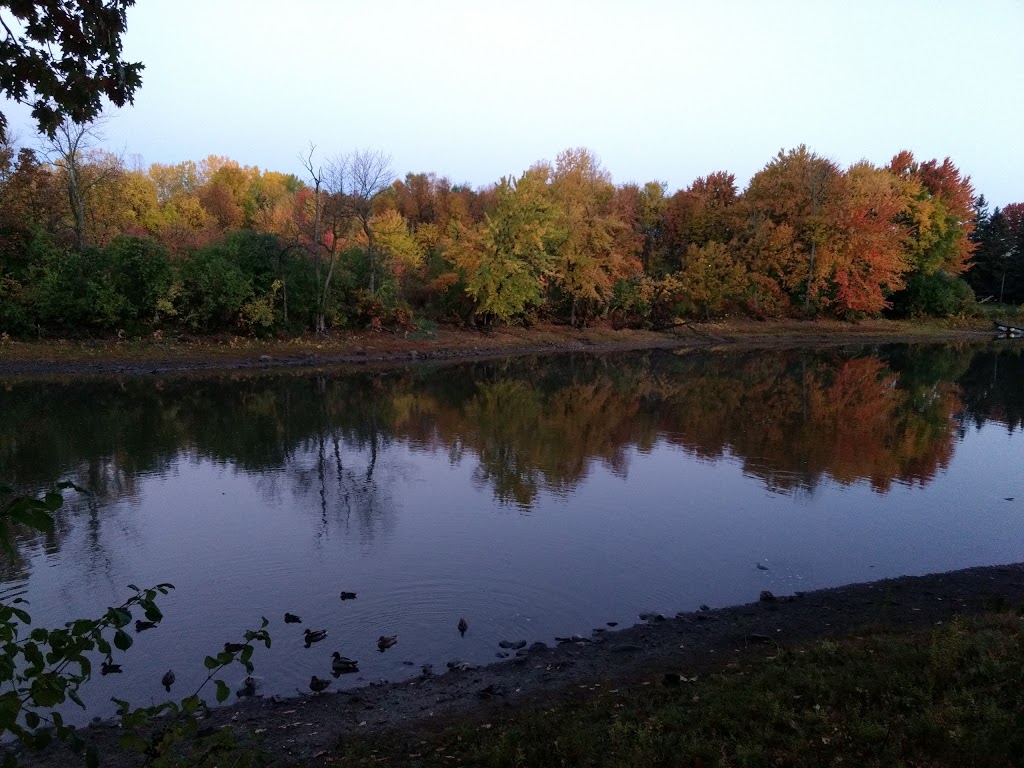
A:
[448,169,554,324]
[103,236,172,331]
[0,1,143,140]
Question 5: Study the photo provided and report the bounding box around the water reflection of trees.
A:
[1,344,1022,530]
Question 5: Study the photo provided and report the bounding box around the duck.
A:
[284,613,302,624]
[100,661,122,675]
[238,676,257,697]
[331,652,359,674]
[224,642,245,654]
[339,591,357,601]
[458,617,468,636]
[304,629,328,646]
[309,675,331,693]
[377,635,398,651]
[135,620,157,633]
[161,670,175,692]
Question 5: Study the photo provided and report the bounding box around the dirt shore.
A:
[13,560,1024,766]
[0,318,996,378]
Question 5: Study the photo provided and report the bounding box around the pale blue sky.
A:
[5,0,1023,205]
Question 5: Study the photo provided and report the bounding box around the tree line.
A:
[1,126,1021,338]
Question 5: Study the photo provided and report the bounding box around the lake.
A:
[1,343,1022,721]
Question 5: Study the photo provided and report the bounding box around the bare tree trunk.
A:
[805,241,816,311]
[362,219,376,297]
[67,157,86,248]
[282,277,288,325]
[300,144,327,334]
[45,118,109,249]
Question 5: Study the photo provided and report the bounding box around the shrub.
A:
[890,271,977,318]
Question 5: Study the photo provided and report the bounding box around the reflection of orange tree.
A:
[653,354,961,493]
[404,351,964,504]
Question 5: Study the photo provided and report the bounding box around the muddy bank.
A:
[13,560,1024,766]
[0,319,996,379]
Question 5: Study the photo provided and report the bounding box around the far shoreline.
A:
[0,317,1002,379]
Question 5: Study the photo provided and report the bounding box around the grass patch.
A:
[334,614,1024,767]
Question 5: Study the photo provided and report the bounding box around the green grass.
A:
[333,614,1024,767]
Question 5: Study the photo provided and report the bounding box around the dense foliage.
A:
[0,1,142,140]
[0,135,1016,337]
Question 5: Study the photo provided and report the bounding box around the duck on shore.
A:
[309,675,331,693]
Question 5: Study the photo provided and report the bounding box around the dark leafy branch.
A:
[0,487,272,767]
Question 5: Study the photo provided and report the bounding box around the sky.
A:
[4,0,1024,206]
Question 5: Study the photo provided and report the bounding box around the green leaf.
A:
[119,733,149,753]
[143,604,162,622]
[182,694,200,715]
[0,692,21,730]
[113,629,132,651]
[7,502,53,533]
[203,656,218,670]
[126,584,139,592]
[70,619,93,636]
[10,609,29,625]
[42,492,64,512]
[69,689,85,710]
[24,711,39,729]
[215,680,230,704]
[240,645,253,665]
[29,674,66,707]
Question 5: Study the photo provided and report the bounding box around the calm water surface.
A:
[1,343,1023,720]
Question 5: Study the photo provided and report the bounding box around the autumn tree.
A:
[611,181,666,273]
[744,146,843,312]
[446,168,554,324]
[0,137,62,331]
[826,162,910,315]
[678,241,746,319]
[887,151,976,276]
[548,148,638,325]
[661,171,738,273]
